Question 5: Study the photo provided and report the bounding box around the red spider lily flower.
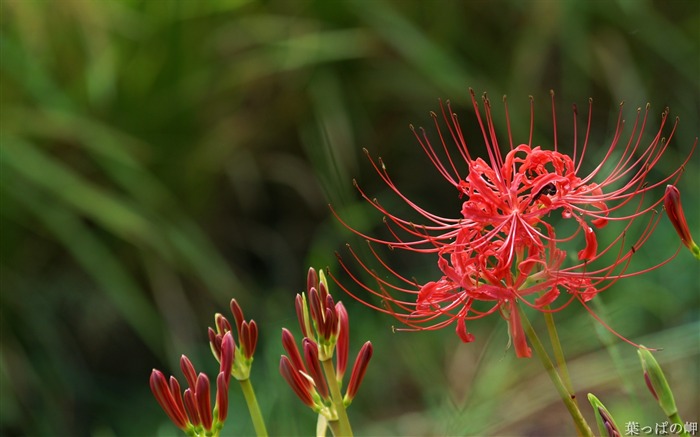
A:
[331,89,695,354]
[150,344,232,435]
[664,185,700,259]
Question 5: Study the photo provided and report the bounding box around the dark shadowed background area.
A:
[1,1,698,435]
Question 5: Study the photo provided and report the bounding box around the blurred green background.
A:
[1,0,698,436]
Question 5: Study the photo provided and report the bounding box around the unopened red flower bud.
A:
[180,355,197,390]
[216,372,228,423]
[643,371,658,401]
[308,287,323,332]
[317,269,330,301]
[335,302,349,380]
[281,328,307,381]
[149,369,188,429]
[664,185,700,259]
[196,373,213,430]
[215,312,232,335]
[168,376,187,420]
[230,299,245,333]
[279,355,315,408]
[183,388,201,427]
[302,338,330,400]
[638,347,678,417]
[344,341,373,404]
[588,394,620,437]
[240,320,258,360]
[323,307,335,341]
[307,267,318,294]
[208,327,222,361]
[220,331,235,383]
[295,293,311,338]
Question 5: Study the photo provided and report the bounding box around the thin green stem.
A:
[669,412,690,437]
[326,419,341,437]
[542,308,576,402]
[518,305,593,437]
[239,378,269,437]
[321,358,353,436]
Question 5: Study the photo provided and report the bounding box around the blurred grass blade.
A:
[0,179,164,354]
[1,137,163,251]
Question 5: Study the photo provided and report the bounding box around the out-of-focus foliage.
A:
[1,0,698,435]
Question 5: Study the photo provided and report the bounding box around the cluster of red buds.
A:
[209,299,259,381]
[280,268,372,434]
[151,270,372,436]
[149,335,233,437]
[150,299,265,436]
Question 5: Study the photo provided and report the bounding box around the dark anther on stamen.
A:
[533,183,557,202]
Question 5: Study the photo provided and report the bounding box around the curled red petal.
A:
[534,287,560,307]
[456,316,475,343]
[576,221,598,261]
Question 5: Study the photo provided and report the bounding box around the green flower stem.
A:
[542,308,576,402]
[518,305,593,437]
[239,378,269,437]
[321,358,353,436]
[669,412,690,437]
[326,418,342,437]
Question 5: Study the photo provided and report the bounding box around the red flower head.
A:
[332,89,695,357]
